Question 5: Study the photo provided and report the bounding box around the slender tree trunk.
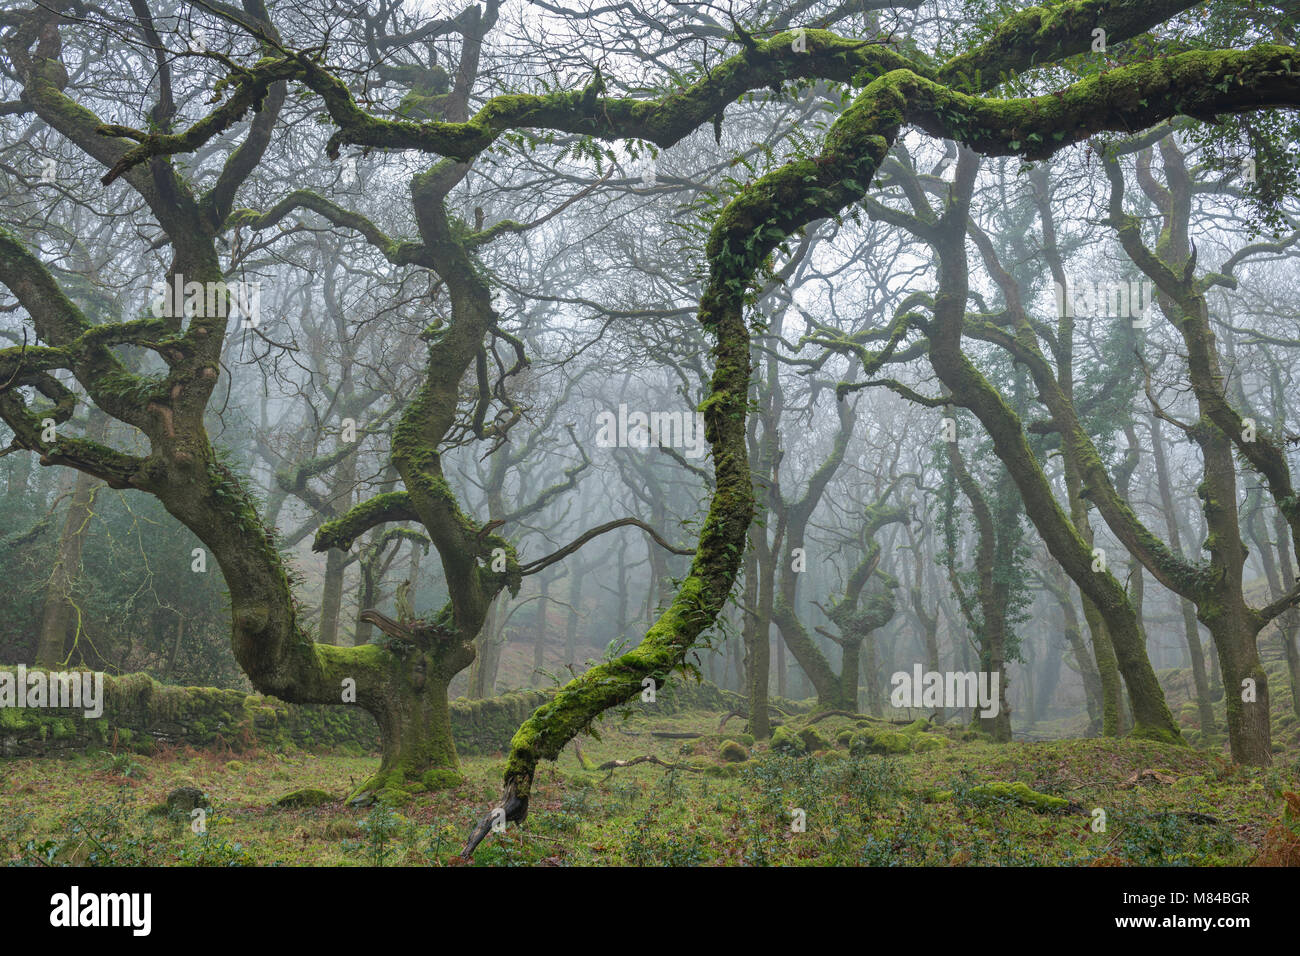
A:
[1275,513,1300,717]
[318,548,346,645]
[615,541,629,638]
[1023,643,1036,730]
[1191,376,1270,763]
[406,537,423,613]
[1250,495,1300,721]
[1061,441,1123,736]
[776,632,787,699]
[531,574,550,686]
[918,602,943,722]
[744,532,770,738]
[1277,608,1300,718]
[863,635,882,716]
[946,434,1013,741]
[730,608,746,692]
[34,465,99,666]
[318,446,358,646]
[1150,415,1216,731]
[1034,620,1062,723]
[1047,569,1103,734]
[978,622,1011,740]
[468,597,502,698]
[164,615,185,680]
[1207,630,1224,701]
[356,555,377,646]
[841,639,863,713]
[564,567,582,668]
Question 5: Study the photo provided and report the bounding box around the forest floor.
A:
[3,705,1299,866]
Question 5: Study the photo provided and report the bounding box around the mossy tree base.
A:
[346,672,465,805]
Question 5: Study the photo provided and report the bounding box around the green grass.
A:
[2,707,1296,866]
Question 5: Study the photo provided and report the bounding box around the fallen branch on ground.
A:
[596,755,703,780]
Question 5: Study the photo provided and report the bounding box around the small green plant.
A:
[343,805,409,866]
[107,753,146,779]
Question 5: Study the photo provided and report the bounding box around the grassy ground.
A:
[3,706,1298,866]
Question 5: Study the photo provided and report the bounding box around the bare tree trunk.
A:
[318,548,346,645]
[743,529,769,738]
[776,629,786,699]
[468,598,502,698]
[164,615,185,681]
[1275,512,1300,718]
[564,566,583,668]
[729,608,746,692]
[531,574,550,686]
[862,634,881,716]
[34,457,100,666]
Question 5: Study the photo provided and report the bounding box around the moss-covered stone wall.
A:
[0,668,751,758]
